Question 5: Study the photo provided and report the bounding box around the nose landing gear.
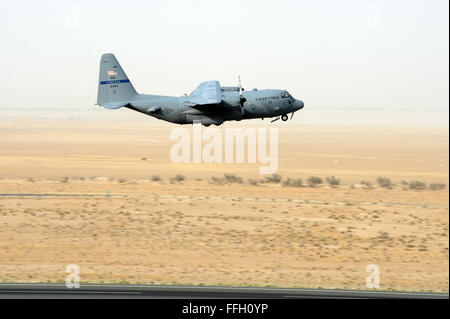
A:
[271,114,290,123]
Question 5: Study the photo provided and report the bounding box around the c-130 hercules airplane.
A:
[96,53,304,126]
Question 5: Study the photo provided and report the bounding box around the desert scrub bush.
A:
[223,174,243,183]
[377,177,392,188]
[360,181,373,189]
[248,179,259,186]
[118,178,128,183]
[263,174,282,183]
[171,174,185,182]
[326,176,340,187]
[307,176,322,187]
[409,180,426,190]
[61,176,69,183]
[282,178,303,187]
[210,176,226,185]
[429,183,446,190]
[151,175,161,181]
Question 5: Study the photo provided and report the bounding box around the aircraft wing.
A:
[185,81,224,107]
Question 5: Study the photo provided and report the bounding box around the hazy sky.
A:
[0,0,448,125]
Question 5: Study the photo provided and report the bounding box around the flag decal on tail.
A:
[107,70,117,76]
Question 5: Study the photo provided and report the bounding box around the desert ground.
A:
[0,116,448,291]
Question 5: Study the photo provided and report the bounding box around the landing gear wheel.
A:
[281,114,288,121]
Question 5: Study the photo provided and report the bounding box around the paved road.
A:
[0,283,447,299]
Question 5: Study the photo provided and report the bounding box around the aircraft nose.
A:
[296,99,304,110]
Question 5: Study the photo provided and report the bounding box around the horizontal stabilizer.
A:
[101,102,130,109]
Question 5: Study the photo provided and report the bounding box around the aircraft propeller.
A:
[238,76,246,115]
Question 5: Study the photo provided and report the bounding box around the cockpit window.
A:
[281,90,292,98]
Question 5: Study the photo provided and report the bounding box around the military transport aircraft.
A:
[96,53,304,126]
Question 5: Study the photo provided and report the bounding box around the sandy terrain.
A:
[0,118,448,291]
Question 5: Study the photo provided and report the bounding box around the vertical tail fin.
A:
[96,53,137,107]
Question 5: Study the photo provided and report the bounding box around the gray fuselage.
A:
[124,89,304,126]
